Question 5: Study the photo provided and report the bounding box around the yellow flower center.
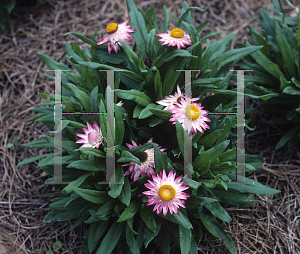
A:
[170,28,184,38]
[106,23,118,34]
[186,105,200,121]
[158,185,176,201]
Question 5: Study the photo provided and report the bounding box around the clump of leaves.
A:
[238,0,300,150]
[18,0,280,253]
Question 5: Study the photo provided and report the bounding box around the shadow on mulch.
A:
[0,0,299,253]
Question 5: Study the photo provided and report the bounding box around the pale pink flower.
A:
[76,121,104,149]
[205,93,215,97]
[122,138,166,182]
[97,18,136,54]
[156,85,198,111]
[170,97,210,135]
[143,169,190,216]
[116,101,124,107]
[156,28,192,49]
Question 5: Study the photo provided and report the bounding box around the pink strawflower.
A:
[170,97,211,135]
[122,138,166,182]
[156,85,199,111]
[76,121,104,149]
[156,28,192,49]
[143,169,190,216]
[97,18,136,54]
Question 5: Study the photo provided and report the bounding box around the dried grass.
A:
[0,0,299,253]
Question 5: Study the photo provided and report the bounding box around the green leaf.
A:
[68,159,105,171]
[119,41,140,73]
[192,77,223,85]
[175,119,185,155]
[198,213,237,254]
[156,49,196,68]
[68,58,144,82]
[275,125,300,150]
[213,189,255,206]
[200,31,228,43]
[88,221,109,254]
[139,104,162,119]
[259,9,275,38]
[182,176,202,191]
[118,201,139,222]
[126,0,148,59]
[197,129,222,148]
[274,20,296,77]
[186,196,216,209]
[161,5,170,32]
[115,89,152,107]
[130,142,156,156]
[282,86,300,96]
[181,21,197,44]
[17,153,50,166]
[37,53,69,71]
[248,24,270,57]
[61,172,93,194]
[161,210,193,229]
[179,224,191,254]
[155,225,170,254]
[154,146,167,174]
[95,221,125,254]
[86,201,116,223]
[65,32,107,49]
[227,174,281,195]
[133,104,145,118]
[154,70,163,100]
[94,49,128,64]
[126,222,140,254]
[149,108,172,120]
[89,86,99,115]
[162,57,189,96]
[65,82,90,111]
[196,20,208,34]
[117,151,141,165]
[78,147,106,158]
[72,187,111,204]
[193,140,230,169]
[204,202,232,222]
[268,61,286,80]
[108,165,124,198]
[21,139,54,149]
[118,177,131,206]
[245,154,263,170]
[140,207,157,233]
[210,46,263,69]
[146,28,157,61]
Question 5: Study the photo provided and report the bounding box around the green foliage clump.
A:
[18,1,281,253]
[238,0,300,150]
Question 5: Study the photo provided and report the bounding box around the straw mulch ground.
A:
[1,0,299,253]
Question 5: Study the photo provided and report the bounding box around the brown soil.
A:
[1,0,299,253]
